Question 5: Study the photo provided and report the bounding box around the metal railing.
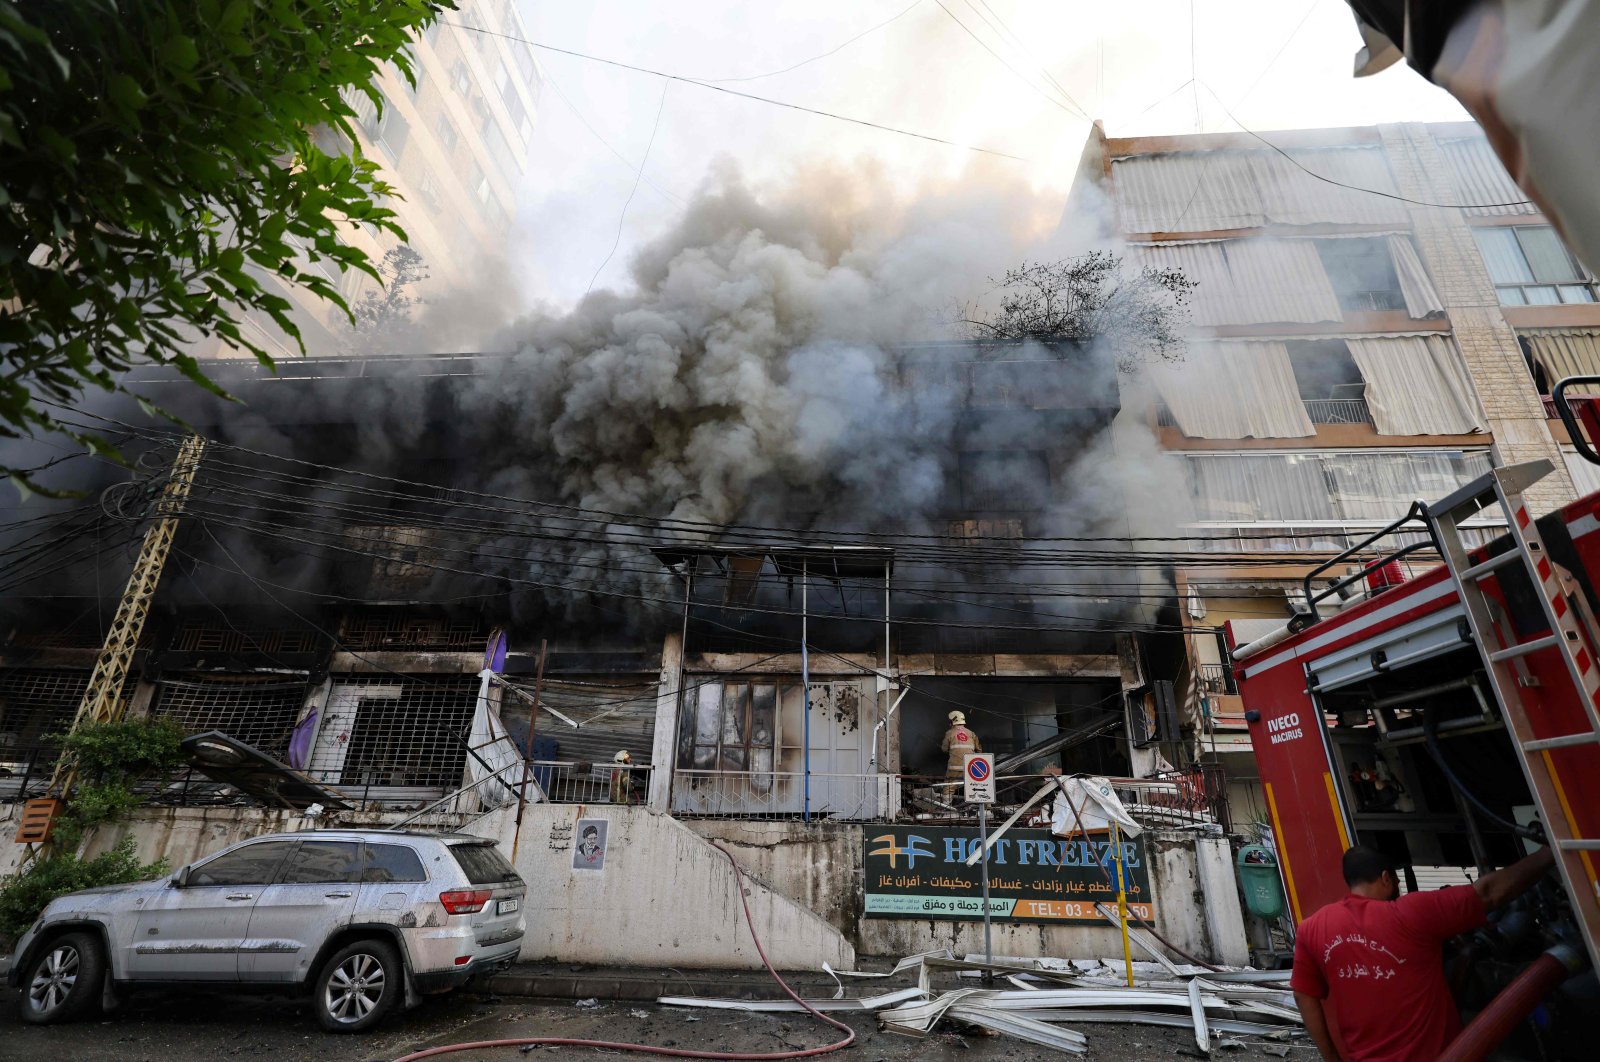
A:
[1182,522,1504,554]
[121,760,655,814]
[1303,397,1374,425]
[527,761,652,806]
[1158,397,1373,429]
[1195,662,1235,695]
[1343,290,1407,313]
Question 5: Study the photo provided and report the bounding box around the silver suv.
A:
[8,829,525,1033]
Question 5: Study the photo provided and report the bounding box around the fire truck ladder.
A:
[1427,458,1600,968]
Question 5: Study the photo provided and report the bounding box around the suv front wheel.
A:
[19,931,105,1025]
[313,938,400,1033]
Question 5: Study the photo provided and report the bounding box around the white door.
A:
[779,681,876,818]
[240,839,361,982]
[126,839,296,981]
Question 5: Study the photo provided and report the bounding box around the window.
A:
[517,46,542,105]
[1286,341,1371,425]
[677,681,778,772]
[280,841,362,884]
[416,169,444,214]
[484,120,518,175]
[364,843,428,883]
[1316,238,1405,313]
[351,92,409,160]
[188,840,297,887]
[495,59,515,101]
[1473,226,1596,305]
[449,842,519,885]
[450,61,472,98]
[959,451,1052,511]
[469,162,493,207]
[336,677,477,789]
[1185,450,1493,526]
[502,89,528,143]
[434,112,458,154]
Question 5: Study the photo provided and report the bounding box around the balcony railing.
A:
[1182,522,1504,554]
[1341,290,1408,313]
[103,761,656,814]
[1302,397,1374,426]
[1195,663,1235,695]
[1158,396,1373,429]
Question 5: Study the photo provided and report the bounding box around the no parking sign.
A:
[963,753,995,804]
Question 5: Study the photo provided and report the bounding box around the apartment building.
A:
[1070,120,1600,827]
[223,0,541,359]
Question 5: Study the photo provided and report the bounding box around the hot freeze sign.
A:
[862,826,1154,924]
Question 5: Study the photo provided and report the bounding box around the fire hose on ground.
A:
[386,839,856,1062]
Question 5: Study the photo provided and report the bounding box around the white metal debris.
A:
[657,949,1306,1055]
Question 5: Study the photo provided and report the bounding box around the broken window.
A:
[1315,238,1405,312]
[151,675,309,761]
[677,681,778,773]
[335,675,477,789]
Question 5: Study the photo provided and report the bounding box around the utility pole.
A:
[18,435,206,851]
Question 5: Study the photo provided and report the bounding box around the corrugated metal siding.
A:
[1111,146,1408,233]
[1438,137,1537,216]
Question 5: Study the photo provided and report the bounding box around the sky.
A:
[498,0,1470,311]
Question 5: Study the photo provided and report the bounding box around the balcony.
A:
[1159,396,1373,429]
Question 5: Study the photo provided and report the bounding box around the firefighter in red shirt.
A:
[1292,844,1555,1062]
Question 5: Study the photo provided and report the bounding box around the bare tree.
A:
[347,246,430,354]
[957,252,1194,369]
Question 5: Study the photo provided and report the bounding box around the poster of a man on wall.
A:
[572,818,608,871]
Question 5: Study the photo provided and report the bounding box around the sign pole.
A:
[978,799,993,977]
[1113,820,1134,987]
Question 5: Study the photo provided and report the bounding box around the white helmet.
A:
[949,711,966,726]
[614,750,632,764]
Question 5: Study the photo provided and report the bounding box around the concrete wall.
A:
[492,803,856,971]
[688,819,1250,965]
[0,801,856,973]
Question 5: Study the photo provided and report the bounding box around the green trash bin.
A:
[1237,844,1287,921]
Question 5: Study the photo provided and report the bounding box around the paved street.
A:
[0,984,1310,1061]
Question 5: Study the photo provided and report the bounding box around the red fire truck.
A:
[1233,387,1600,1057]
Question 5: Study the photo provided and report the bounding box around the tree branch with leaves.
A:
[0,0,454,494]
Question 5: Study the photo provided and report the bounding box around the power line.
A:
[932,0,1087,121]
[702,0,927,84]
[586,81,669,295]
[964,0,1090,120]
[1197,80,1535,210]
[443,20,1029,162]
[541,67,686,207]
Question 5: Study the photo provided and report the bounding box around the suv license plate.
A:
[497,898,520,915]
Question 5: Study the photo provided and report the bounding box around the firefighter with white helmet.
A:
[940,711,981,781]
[610,749,634,805]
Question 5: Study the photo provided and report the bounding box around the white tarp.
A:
[467,669,524,807]
[1050,776,1144,838]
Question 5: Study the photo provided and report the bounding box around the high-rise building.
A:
[220,0,541,358]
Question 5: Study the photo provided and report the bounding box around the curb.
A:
[482,967,841,1003]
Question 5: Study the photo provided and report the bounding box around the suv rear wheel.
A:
[313,938,400,1033]
[19,931,104,1025]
